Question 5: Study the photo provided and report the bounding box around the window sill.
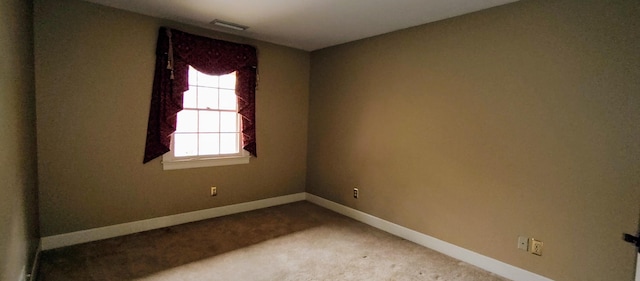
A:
[162,154,250,170]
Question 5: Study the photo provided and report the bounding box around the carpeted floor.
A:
[37,201,510,281]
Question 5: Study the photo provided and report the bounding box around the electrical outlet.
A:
[210,187,217,196]
[353,187,359,199]
[529,238,543,256]
[517,236,529,251]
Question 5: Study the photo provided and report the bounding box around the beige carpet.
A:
[38,201,510,281]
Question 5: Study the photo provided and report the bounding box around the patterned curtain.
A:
[143,27,258,163]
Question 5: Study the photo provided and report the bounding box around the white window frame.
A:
[162,67,250,170]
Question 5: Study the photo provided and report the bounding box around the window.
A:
[162,66,250,170]
[143,27,257,165]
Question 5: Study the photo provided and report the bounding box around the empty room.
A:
[2,0,639,280]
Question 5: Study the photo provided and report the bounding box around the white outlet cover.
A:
[530,238,543,256]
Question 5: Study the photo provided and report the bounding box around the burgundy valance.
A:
[143,27,258,163]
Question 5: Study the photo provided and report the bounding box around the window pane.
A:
[196,87,218,109]
[182,88,197,108]
[188,66,197,85]
[199,133,220,155]
[173,67,241,161]
[176,110,198,133]
[220,133,239,154]
[220,112,238,132]
[174,133,197,157]
[197,71,219,87]
[219,89,237,110]
[199,111,219,133]
[219,72,236,89]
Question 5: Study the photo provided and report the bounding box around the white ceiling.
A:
[83,0,518,51]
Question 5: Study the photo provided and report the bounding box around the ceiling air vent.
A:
[209,19,248,31]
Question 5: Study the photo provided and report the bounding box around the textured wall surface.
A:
[34,0,309,237]
[307,1,640,280]
[0,0,39,279]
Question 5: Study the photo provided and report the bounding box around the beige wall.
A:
[0,0,39,279]
[30,0,640,279]
[34,0,309,236]
[308,0,640,280]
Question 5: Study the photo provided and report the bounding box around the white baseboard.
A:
[636,252,640,281]
[27,243,41,281]
[18,265,26,281]
[305,193,554,281]
[17,243,40,281]
[41,193,306,250]
[39,191,551,281]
